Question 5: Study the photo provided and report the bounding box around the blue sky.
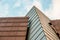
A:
[0,0,60,20]
[40,0,52,10]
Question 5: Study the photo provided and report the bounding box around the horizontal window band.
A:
[0,30,27,32]
[0,23,28,24]
[0,21,28,23]
[0,35,26,37]
[0,25,28,27]
[0,20,28,23]
[0,18,28,19]
[0,24,27,26]
[0,21,28,22]
[0,17,28,19]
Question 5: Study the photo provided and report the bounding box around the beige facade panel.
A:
[0,23,28,27]
[0,27,27,31]
[0,37,25,40]
[0,19,28,23]
[0,17,28,23]
[34,6,59,40]
[0,32,26,36]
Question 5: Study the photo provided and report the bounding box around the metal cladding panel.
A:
[26,6,47,40]
[26,6,59,40]
[0,17,28,40]
[35,6,59,40]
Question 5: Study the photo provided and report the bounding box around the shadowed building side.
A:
[0,17,28,40]
[26,6,59,40]
[50,20,60,38]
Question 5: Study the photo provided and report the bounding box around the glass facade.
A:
[26,7,47,40]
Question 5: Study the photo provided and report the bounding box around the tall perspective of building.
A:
[0,17,28,40]
[26,6,59,40]
[0,6,60,40]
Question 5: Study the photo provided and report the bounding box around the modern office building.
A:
[0,17,28,40]
[0,6,60,40]
[26,6,59,40]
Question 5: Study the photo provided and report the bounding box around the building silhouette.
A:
[0,6,59,40]
[26,6,59,40]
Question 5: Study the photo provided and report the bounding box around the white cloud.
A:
[14,0,21,7]
[23,0,33,14]
[0,3,9,17]
[25,0,60,20]
[17,11,25,17]
[0,0,60,19]
[25,5,33,13]
[33,1,42,11]
[3,4,9,13]
[25,0,42,13]
[52,0,60,19]
[44,0,60,20]
[23,0,46,18]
